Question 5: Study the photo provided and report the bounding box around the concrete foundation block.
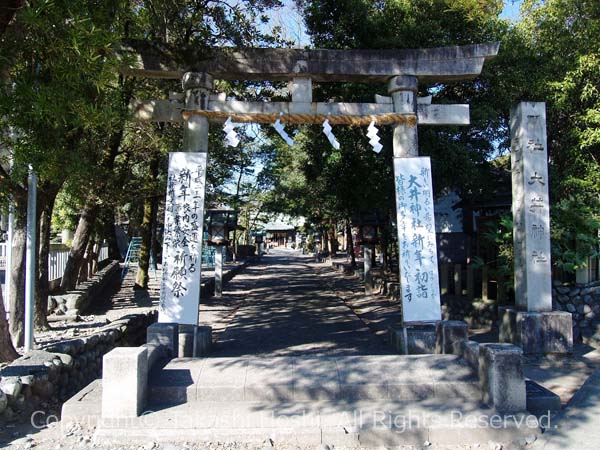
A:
[178,325,213,357]
[147,323,179,358]
[499,307,573,354]
[435,320,468,354]
[102,347,148,418]
[389,324,436,354]
[478,343,526,412]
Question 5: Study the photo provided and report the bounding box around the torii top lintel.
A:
[120,40,500,83]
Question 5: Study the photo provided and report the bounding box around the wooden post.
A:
[440,263,449,295]
[454,263,462,296]
[497,272,506,303]
[364,244,373,294]
[482,266,489,301]
[467,265,475,301]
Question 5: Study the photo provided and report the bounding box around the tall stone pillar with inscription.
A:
[158,72,214,356]
[499,102,572,354]
[388,76,442,354]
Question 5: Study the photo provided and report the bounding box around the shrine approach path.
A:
[209,248,391,357]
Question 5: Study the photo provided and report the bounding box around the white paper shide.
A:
[159,152,207,325]
[394,157,442,323]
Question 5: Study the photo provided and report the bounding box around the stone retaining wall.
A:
[48,260,122,316]
[553,281,600,341]
[0,311,157,422]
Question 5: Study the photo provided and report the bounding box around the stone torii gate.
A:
[124,41,500,354]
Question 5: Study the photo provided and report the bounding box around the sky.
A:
[500,0,524,21]
[265,1,525,48]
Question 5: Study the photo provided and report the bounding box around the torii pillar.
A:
[156,72,214,357]
[388,75,443,354]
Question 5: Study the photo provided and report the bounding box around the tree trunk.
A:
[99,209,120,261]
[60,201,98,291]
[78,236,95,284]
[0,288,18,362]
[9,193,26,347]
[328,221,338,256]
[59,91,131,292]
[151,206,161,265]
[34,190,57,331]
[380,226,389,274]
[346,219,356,268]
[135,195,158,289]
[90,234,101,275]
[0,0,24,37]
[135,151,160,289]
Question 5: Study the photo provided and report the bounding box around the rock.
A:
[1,405,15,421]
[31,380,54,399]
[20,375,35,386]
[0,377,22,398]
[567,303,577,313]
[580,287,595,296]
[556,286,570,295]
[0,390,7,414]
[47,297,58,313]
[54,353,73,368]
[584,304,593,315]
[525,435,537,445]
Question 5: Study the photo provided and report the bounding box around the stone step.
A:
[92,398,540,447]
[148,355,481,404]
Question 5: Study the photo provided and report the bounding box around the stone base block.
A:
[479,343,526,413]
[454,339,480,371]
[435,320,468,354]
[389,324,436,354]
[147,323,179,358]
[102,347,148,418]
[179,326,213,357]
[499,307,573,354]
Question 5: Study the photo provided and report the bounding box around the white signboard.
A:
[394,157,442,323]
[159,152,207,325]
